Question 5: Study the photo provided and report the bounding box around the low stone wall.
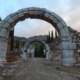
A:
[6,51,22,62]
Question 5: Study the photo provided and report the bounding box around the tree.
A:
[46,31,55,43]
[34,43,45,58]
[22,41,25,46]
[9,28,14,51]
[39,45,45,57]
[0,17,2,21]
[55,31,58,39]
[51,31,54,42]
[19,41,25,48]
[34,44,38,57]
[46,31,51,43]
[15,39,20,49]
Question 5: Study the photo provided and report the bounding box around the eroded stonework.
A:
[23,38,50,59]
[0,7,75,66]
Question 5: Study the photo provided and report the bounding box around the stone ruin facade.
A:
[0,7,76,66]
[68,27,80,64]
[23,39,50,59]
[50,27,80,64]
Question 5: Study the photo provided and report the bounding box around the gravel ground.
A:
[0,58,80,80]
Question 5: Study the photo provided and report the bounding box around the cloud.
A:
[68,7,80,31]
[53,0,80,31]
[0,0,80,37]
[14,19,55,38]
[0,0,19,19]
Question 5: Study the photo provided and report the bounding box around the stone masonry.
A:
[0,7,75,66]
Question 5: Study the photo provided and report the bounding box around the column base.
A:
[0,58,7,66]
[62,57,76,66]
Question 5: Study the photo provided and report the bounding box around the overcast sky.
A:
[0,0,80,38]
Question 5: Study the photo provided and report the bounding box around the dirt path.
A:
[6,58,77,80]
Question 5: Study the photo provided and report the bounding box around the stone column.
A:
[61,41,76,66]
[46,50,50,60]
[0,37,8,66]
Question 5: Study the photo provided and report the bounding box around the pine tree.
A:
[15,39,19,49]
[34,44,36,57]
[46,31,51,43]
[55,31,58,39]
[49,31,51,42]
[38,45,41,57]
[34,44,38,57]
[0,17,2,21]
[51,31,54,42]
[34,43,45,58]
[9,28,14,51]
[23,41,25,46]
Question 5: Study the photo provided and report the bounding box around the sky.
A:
[0,0,80,38]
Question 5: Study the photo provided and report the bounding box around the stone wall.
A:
[0,7,75,66]
[68,27,80,63]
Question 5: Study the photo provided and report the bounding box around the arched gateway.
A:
[0,7,75,66]
[23,39,50,59]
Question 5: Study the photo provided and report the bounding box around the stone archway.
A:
[23,39,50,59]
[0,7,75,66]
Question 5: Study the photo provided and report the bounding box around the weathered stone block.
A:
[44,13,50,18]
[3,22,10,28]
[0,28,8,37]
[10,13,18,18]
[23,10,28,14]
[57,21,67,29]
[28,11,43,15]
[60,41,74,49]
[17,9,24,13]
[0,21,6,26]
[0,39,8,63]
[72,42,76,49]
[11,15,19,21]
[62,57,76,66]
[28,7,42,11]
[52,17,60,24]
[18,12,24,18]
[0,40,7,50]
[61,36,71,41]
[57,22,64,29]
[7,18,15,23]
[60,21,67,27]
[62,49,74,58]
[51,12,64,23]
[0,49,6,61]
[48,15,54,20]
[41,8,47,12]
[4,15,12,21]
[60,27,69,36]
[28,11,37,15]
[41,8,50,14]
